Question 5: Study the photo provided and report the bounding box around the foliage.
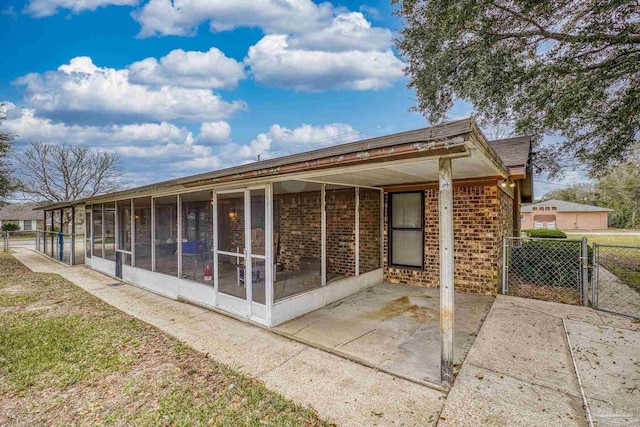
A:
[1,222,20,232]
[394,0,640,177]
[522,228,567,239]
[511,240,590,287]
[0,104,20,204]
[15,142,127,204]
[540,153,640,228]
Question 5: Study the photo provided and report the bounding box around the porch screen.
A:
[389,192,423,268]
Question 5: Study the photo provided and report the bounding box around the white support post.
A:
[321,184,327,286]
[265,183,274,325]
[212,191,219,306]
[151,198,156,272]
[355,187,360,276]
[177,195,182,279]
[439,157,455,385]
[244,189,252,317]
[131,199,135,267]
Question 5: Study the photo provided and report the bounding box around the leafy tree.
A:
[395,0,640,177]
[0,104,19,205]
[540,183,597,205]
[1,222,20,232]
[595,153,640,228]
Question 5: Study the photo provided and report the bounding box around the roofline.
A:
[38,117,510,211]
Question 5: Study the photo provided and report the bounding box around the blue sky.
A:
[0,0,585,197]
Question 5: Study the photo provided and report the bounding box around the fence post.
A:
[581,237,588,306]
[592,244,598,308]
[502,237,508,295]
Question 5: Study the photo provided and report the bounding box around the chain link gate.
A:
[592,243,640,319]
[502,236,589,306]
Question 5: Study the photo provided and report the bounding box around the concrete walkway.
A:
[12,249,445,427]
[439,295,640,426]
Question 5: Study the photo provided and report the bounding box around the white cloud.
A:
[24,0,137,17]
[220,122,358,164]
[132,0,334,38]
[196,121,231,143]
[246,33,404,91]
[14,56,245,124]
[290,12,392,52]
[128,48,245,89]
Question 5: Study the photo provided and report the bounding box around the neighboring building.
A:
[0,204,43,231]
[521,199,613,230]
[37,118,533,328]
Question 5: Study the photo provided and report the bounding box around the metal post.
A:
[592,244,598,308]
[71,206,76,265]
[439,157,454,385]
[502,237,508,295]
[581,237,588,306]
[59,208,64,262]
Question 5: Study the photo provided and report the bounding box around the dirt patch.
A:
[364,296,436,323]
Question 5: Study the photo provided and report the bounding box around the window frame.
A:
[388,191,425,269]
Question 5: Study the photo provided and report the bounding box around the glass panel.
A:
[217,192,245,254]
[103,202,116,261]
[391,193,422,228]
[251,258,266,304]
[273,181,322,301]
[154,195,178,276]
[391,230,423,267]
[92,204,103,258]
[326,185,356,284]
[181,190,214,284]
[250,189,266,256]
[359,189,381,274]
[218,253,245,299]
[134,197,152,270]
[117,200,132,252]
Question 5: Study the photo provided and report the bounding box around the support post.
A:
[439,157,454,385]
[581,237,589,306]
[71,206,76,265]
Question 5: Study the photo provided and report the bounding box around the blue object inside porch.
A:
[57,232,63,261]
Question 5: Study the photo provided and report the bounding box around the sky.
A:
[0,0,586,199]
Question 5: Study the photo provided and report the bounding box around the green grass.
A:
[0,253,330,426]
[567,233,640,295]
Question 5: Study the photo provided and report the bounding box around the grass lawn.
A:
[0,253,331,426]
[568,233,640,295]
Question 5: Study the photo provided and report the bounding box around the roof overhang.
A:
[38,118,513,210]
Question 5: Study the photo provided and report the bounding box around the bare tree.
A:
[16,142,127,203]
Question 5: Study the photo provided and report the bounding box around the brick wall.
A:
[384,185,515,295]
[326,188,356,277]
[274,191,322,271]
[358,188,381,273]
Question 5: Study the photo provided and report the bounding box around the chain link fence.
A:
[592,244,640,319]
[2,230,85,266]
[503,236,589,306]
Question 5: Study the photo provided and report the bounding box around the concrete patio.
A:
[275,282,495,385]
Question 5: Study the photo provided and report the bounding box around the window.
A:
[154,195,178,276]
[389,192,424,268]
[23,220,33,231]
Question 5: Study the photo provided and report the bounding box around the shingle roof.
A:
[521,199,613,213]
[489,136,531,167]
[0,204,42,221]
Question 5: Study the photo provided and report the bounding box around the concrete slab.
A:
[11,249,446,426]
[465,296,581,395]
[439,364,587,427]
[274,282,494,385]
[565,320,640,426]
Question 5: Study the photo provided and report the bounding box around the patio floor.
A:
[274,281,495,385]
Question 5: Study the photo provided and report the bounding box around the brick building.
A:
[38,118,532,328]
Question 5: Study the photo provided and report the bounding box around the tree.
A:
[395,0,640,177]
[0,104,19,205]
[15,142,126,203]
[540,183,597,205]
[595,153,640,228]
